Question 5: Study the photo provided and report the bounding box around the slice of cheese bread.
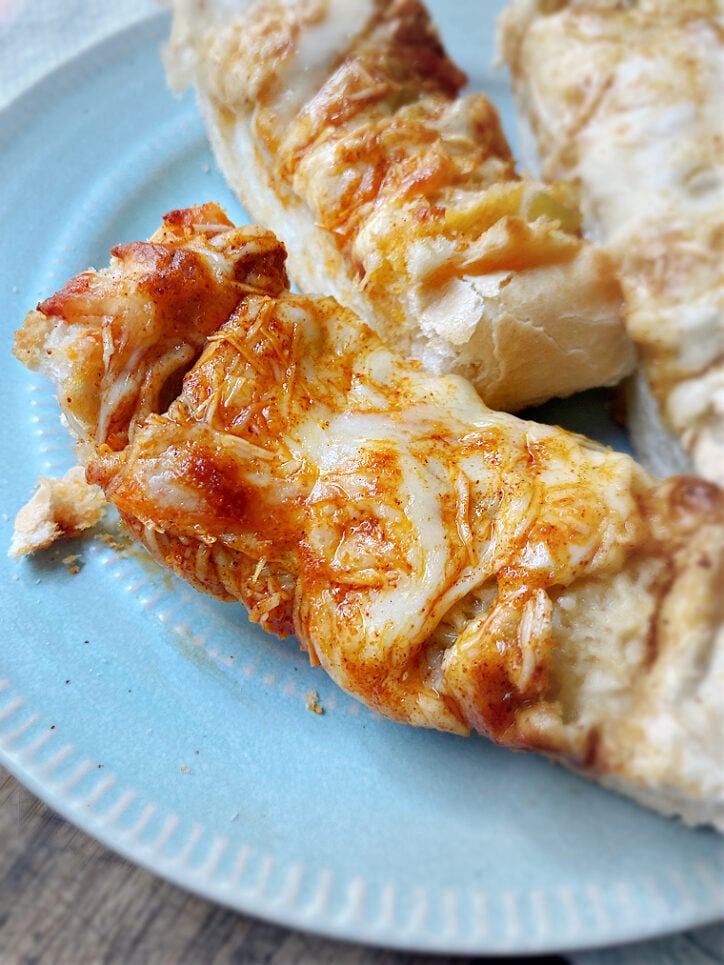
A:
[14,205,724,831]
[164,0,634,412]
[499,0,724,484]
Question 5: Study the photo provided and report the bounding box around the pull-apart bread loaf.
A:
[164,0,635,412]
[14,205,724,830]
[499,0,724,483]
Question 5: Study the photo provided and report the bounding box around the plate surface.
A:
[1,6,722,955]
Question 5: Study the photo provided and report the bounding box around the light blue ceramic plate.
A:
[0,6,722,956]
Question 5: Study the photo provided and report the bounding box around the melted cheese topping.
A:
[165,0,634,411]
[13,204,289,453]
[499,0,724,482]
[16,211,654,735]
[94,289,649,739]
[16,207,724,826]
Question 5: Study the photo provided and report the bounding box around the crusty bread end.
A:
[10,466,106,558]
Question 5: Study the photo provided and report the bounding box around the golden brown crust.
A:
[165,0,635,411]
[14,208,724,828]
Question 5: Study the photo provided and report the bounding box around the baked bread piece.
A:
[14,205,724,830]
[9,466,106,558]
[164,0,635,412]
[499,0,724,483]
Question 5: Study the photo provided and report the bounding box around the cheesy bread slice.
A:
[499,0,724,483]
[14,205,724,830]
[164,0,635,412]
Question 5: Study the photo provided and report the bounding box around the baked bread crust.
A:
[164,0,635,412]
[499,0,724,482]
[9,466,106,558]
[14,206,724,831]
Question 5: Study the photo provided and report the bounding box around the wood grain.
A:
[0,766,568,965]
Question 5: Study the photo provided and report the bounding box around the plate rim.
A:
[2,729,720,957]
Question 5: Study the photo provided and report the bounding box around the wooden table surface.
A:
[1,766,569,965]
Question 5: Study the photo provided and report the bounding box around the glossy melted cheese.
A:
[15,206,724,827]
[92,290,648,740]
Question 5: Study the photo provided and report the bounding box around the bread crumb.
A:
[94,524,132,553]
[9,466,106,558]
[62,553,82,574]
[305,690,324,715]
